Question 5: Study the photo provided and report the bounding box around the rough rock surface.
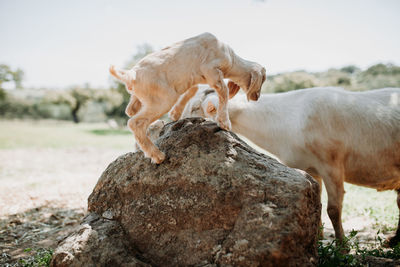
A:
[51,213,150,267]
[51,117,321,267]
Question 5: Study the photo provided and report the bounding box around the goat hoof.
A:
[218,119,232,131]
[169,109,181,121]
[386,235,400,248]
[151,151,166,164]
[125,110,134,117]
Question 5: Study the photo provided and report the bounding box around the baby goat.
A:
[180,86,400,245]
[109,32,266,163]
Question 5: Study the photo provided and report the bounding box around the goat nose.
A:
[249,92,260,101]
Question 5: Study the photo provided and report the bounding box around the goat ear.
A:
[206,101,217,115]
[248,72,256,92]
[228,81,240,99]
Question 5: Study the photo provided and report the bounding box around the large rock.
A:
[51,118,321,266]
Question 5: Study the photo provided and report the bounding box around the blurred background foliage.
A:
[1,45,400,125]
[0,44,154,125]
[262,63,400,93]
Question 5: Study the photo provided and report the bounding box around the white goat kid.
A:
[109,32,266,164]
[181,86,400,245]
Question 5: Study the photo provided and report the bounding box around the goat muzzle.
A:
[248,91,260,101]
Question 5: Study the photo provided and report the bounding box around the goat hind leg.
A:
[388,190,400,247]
[324,171,345,244]
[128,114,165,163]
[128,101,174,164]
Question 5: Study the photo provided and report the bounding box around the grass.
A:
[89,128,131,136]
[0,119,133,149]
[320,183,398,236]
[318,230,400,266]
[19,248,53,267]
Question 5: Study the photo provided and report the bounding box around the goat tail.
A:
[109,65,126,82]
[109,65,136,84]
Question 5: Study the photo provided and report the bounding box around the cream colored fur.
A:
[110,32,266,164]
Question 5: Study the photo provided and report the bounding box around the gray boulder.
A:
[51,118,321,266]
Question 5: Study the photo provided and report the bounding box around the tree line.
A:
[262,63,400,93]
[1,45,400,124]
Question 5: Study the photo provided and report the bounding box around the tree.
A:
[0,88,5,101]
[46,87,92,123]
[263,71,319,93]
[13,68,24,89]
[0,64,24,89]
[0,64,22,109]
[363,63,400,76]
[317,69,352,87]
[93,88,124,123]
[340,65,360,74]
[0,64,13,89]
[357,63,400,90]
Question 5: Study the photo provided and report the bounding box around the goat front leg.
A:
[169,85,198,121]
[202,67,231,131]
[388,190,400,247]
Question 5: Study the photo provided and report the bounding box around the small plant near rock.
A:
[356,230,400,260]
[318,230,360,266]
[318,230,400,266]
[19,248,53,267]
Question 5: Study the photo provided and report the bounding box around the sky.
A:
[1,0,400,89]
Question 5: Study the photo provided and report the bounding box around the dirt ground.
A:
[0,146,399,266]
[0,147,127,266]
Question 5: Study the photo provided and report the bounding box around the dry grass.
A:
[0,120,132,265]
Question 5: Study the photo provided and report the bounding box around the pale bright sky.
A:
[1,0,400,89]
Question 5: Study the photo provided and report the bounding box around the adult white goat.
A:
[180,86,400,245]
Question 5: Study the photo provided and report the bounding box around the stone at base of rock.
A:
[51,213,150,267]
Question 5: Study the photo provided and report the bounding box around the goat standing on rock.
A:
[109,32,266,164]
[179,86,400,246]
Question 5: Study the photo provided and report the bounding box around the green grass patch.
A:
[19,248,53,267]
[0,119,134,150]
[318,230,400,266]
[89,128,131,136]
